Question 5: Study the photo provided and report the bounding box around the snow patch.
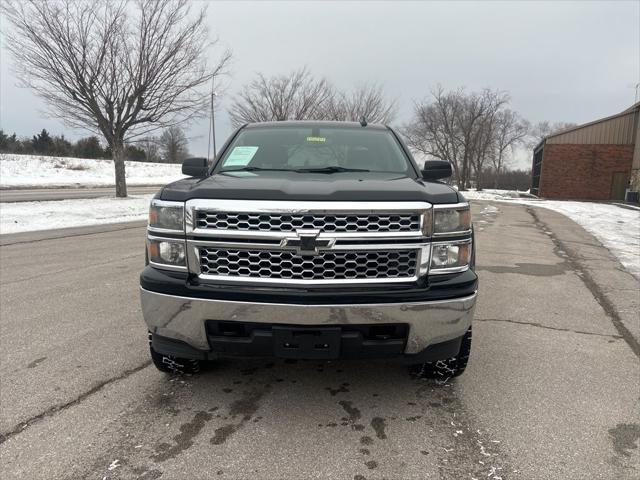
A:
[0,195,152,234]
[0,153,186,188]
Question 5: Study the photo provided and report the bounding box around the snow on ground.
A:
[464,189,640,279]
[0,153,186,188]
[0,195,152,234]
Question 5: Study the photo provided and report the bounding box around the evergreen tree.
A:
[125,144,146,162]
[0,130,8,152]
[51,134,73,157]
[74,136,104,159]
[31,129,53,154]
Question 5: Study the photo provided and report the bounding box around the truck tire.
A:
[410,327,472,379]
[148,333,202,375]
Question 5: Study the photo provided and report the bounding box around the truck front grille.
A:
[195,212,420,233]
[186,200,430,285]
[199,248,417,281]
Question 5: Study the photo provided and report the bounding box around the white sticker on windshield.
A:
[223,146,259,167]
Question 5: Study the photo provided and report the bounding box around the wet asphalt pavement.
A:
[0,202,638,479]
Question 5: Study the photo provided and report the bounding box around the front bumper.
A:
[140,287,477,359]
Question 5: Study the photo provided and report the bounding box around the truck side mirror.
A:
[421,160,452,181]
[182,157,209,177]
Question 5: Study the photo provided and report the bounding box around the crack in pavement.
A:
[0,224,145,247]
[0,360,152,445]
[1,253,140,286]
[527,207,640,359]
[476,317,623,339]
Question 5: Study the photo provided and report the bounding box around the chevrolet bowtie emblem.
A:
[281,229,335,256]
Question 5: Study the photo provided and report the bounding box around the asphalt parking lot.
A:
[1,202,638,479]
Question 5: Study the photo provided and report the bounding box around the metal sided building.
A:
[531,102,640,201]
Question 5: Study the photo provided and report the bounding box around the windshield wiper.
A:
[294,166,370,173]
[220,165,372,174]
[219,166,291,173]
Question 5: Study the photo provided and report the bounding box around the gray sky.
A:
[1,0,639,168]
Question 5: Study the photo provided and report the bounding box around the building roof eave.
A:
[545,101,640,141]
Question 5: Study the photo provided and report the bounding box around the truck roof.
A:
[243,120,389,130]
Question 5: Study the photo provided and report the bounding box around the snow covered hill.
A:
[1,195,153,234]
[0,153,186,188]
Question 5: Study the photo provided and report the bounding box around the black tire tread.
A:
[410,326,472,379]
[148,332,202,375]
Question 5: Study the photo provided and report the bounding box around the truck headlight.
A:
[148,238,186,268]
[149,199,184,231]
[433,204,471,235]
[430,241,471,272]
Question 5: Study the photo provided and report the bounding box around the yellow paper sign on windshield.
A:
[306,136,326,143]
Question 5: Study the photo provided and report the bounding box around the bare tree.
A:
[528,121,577,149]
[470,90,511,190]
[403,87,464,184]
[491,110,529,188]
[228,68,333,127]
[158,126,190,164]
[2,0,231,196]
[229,70,396,126]
[459,89,508,190]
[403,86,516,190]
[472,112,497,191]
[322,84,396,123]
[138,136,161,163]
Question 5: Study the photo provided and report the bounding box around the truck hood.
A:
[159,171,460,204]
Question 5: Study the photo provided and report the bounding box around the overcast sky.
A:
[1,0,638,168]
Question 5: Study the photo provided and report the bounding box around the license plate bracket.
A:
[273,326,341,359]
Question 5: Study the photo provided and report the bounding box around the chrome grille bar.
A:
[186,200,431,239]
[195,211,420,233]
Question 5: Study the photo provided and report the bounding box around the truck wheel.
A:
[148,333,201,375]
[410,327,472,379]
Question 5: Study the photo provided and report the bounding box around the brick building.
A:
[531,102,640,201]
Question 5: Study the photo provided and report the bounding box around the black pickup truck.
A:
[140,121,477,379]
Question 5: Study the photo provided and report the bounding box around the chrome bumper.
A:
[140,288,477,355]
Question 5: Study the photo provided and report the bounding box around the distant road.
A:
[0,185,162,202]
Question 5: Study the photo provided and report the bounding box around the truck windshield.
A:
[215,126,415,175]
